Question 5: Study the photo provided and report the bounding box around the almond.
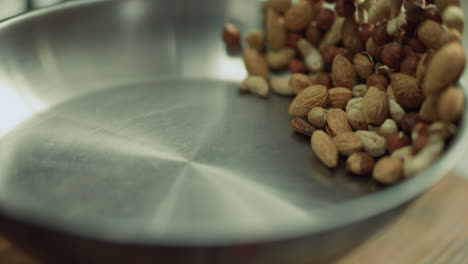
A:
[326,108,352,137]
[332,54,358,88]
[373,156,403,184]
[362,86,389,126]
[417,20,445,50]
[342,18,363,54]
[329,87,353,109]
[265,8,287,50]
[390,73,424,109]
[353,52,374,79]
[289,73,313,94]
[288,85,329,116]
[346,152,375,175]
[284,1,314,31]
[422,42,466,96]
[333,132,363,156]
[242,48,269,79]
[311,130,338,168]
[437,86,464,122]
[419,95,440,122]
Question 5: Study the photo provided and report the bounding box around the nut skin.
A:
[291,118,316,136]
[424,7,443,23]
[311,130,339,168]
[305,25,323,46]
[316,8,335,30]
[359,23,374,44]
[286,32,302,50]
[386,132,410,153]
[334,48,354,62]
[289,59,308,73]
[381,43,406,70]
[310,72,333,88]
[371,24,393,46]
[408,37,427,54]
[412,135,429,155]
[222,23,241,49]
[333,131,363,156]
[411,122,429,141]
[353,52,374,79]
[289,73,312,94]
[373,156,403,184]
[437,86,464,122]
[335,0,356,18]
[401,113,422,134]
[346,152,375,175]
[332,54,358,88]
[400,55,420,76]
[366,74,389,91]
[322,45,340,65]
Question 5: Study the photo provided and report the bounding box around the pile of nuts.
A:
[223,0,466,185]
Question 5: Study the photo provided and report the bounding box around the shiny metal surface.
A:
[0,0,466,250]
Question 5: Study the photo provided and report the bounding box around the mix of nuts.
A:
[223,0,466,185]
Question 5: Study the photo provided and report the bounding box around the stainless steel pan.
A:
[0,0,466,263]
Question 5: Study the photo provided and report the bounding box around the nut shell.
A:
[362,86,389,126]
[288,85,329,116]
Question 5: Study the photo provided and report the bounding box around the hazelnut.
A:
[322,45,340,65]
[289,59,308,73]
[401,113,422,134]
[335,0,356,18]
[308,106,327,128]
[371,24,393,46]
[353,52,374,79]
[366,74,389,91]
[408,37,427,53]
[406,3,425,24]
[424,7,443,23]
[310,72,333,88]
[222,23,241,49]
[316,8,335,30]
[287,32,302,50]
[379,119,398,137]
[381,43,406,70]
[400,55,420,76]
[386,132,410,153]
[305,25,323,46]
[346,152,375,175]
[359,23,374,44]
